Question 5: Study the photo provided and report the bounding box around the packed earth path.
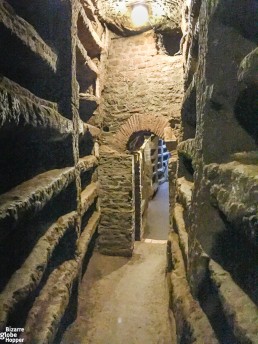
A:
[61,184,175,344]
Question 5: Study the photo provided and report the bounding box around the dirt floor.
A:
[61,182,174,344]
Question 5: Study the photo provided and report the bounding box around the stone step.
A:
[0,211,77,330]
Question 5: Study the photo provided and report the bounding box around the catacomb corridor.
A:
[0,0,257,343]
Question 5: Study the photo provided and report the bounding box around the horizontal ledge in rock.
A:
[79,92,100,104]
[79,93,100,121]
[0,167,76,240]
[81,0,96,18]
[205,160,258,243]
[81,123,101,138]
[0,76,73,137]
[0,211,77,330]
[168,232,218,344]
[238,47,258,85]
[177,138,196,162]
[76,37,99,76]
[21,259,78,344]
[77,5,104,58]
[0,0,57,71]
[1,76,57,110]
[21,212,100,344]
[176,177,193,209]
[173,203,188,268]
[209,259,258,343]
[181,78,196,125]
[81,0,104,37]
[77,211,100,258]
[81,182,99,215]
[77,155,98,172]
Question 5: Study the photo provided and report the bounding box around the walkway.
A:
[61,182,173,344]
[145,182,170,240]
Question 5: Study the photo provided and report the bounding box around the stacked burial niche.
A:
[0,0,257,343]
[0,0,108,342]
[168,0,258,343]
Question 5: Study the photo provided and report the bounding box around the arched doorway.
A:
[127,132,170,241]
[98,114,178,256]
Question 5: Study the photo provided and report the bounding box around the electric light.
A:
[131,3,149,27]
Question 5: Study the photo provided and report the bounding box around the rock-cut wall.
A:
[0,0,109,342]
[168,0,258,343]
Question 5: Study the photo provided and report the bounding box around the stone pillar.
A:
[98,146,134,256]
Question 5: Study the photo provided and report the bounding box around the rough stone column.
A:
[98,146,134,256]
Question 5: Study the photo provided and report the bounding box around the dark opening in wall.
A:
[5,0,59,45]
[103,126,110,132]
[178,155,194,181]
[79,132,95,158]
[0,129,74,195]
[181,87,197,140]
[81,201,98,232]
[211,210,258,305]
[0,24,56,101]
[79,98,98,123]
[81,167,97,190]
[127,131,151,152]
[235,85,258,145]
[7,221,78,330]
[0,180,77,293]
[197,269,240,344]
[220,0,258,43]
[159,30,182,56]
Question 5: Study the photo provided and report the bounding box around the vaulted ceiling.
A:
[93,0,184,35]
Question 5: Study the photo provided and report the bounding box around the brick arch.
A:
[112,114,175,152]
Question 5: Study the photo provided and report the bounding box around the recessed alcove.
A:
[235,85,258,145]
[0,129,74,194]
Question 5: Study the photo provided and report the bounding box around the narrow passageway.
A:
[145,182,170,240]
[61,241,175,344]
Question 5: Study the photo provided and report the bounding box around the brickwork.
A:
[98,147,134,256]
[99,29,183,255]
[102,30,183,141]
[113,113,169,152]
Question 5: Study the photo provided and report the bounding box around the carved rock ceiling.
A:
[93,0,184,35]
